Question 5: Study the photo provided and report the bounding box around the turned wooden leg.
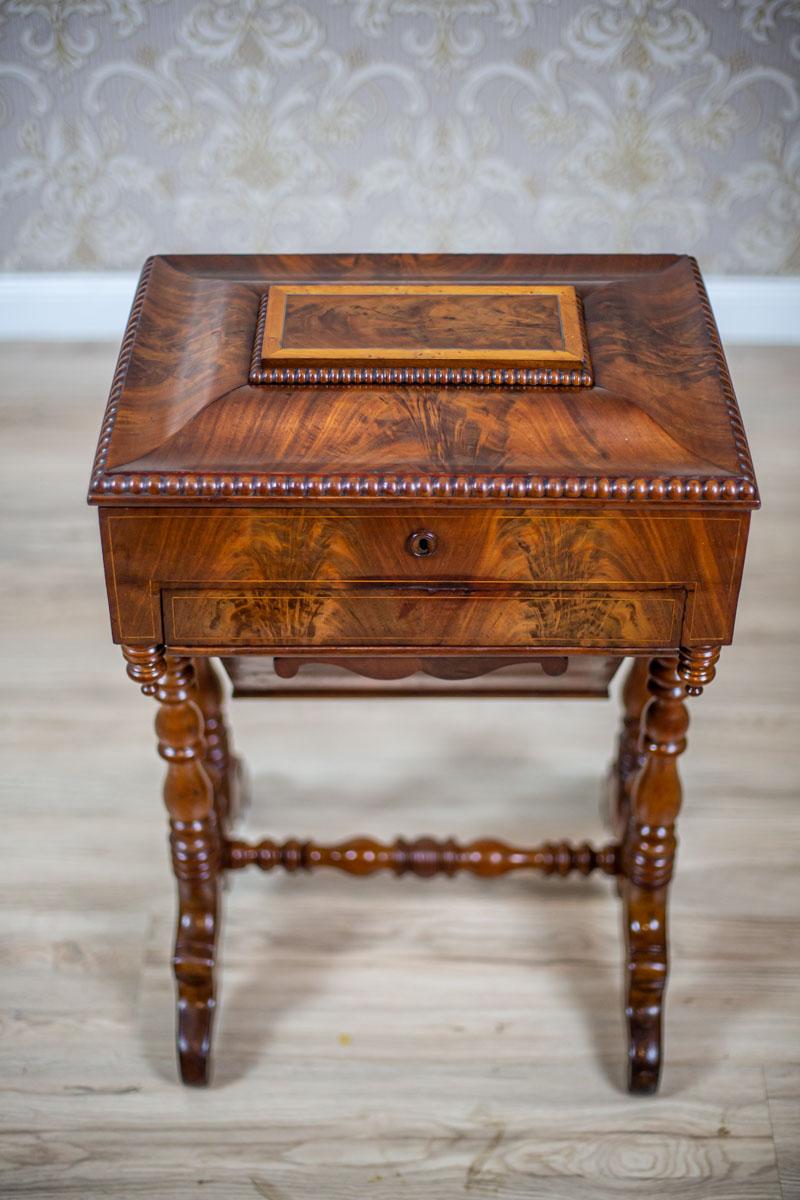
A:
[123,645,221,1087]
[620,645,719,1095]
[610,657,650,838]
[192,656,244,835]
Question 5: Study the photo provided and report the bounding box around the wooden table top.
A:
[87,253,758,509]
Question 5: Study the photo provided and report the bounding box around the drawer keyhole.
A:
[407,529,438,558]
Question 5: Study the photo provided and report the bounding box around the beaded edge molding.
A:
[88,258,759,506]
[89,253,155,496]
[248,290,594,388]
[689,256,757,490]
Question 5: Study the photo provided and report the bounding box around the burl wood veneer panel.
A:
[253,284,592,384]
[101,507,748,647]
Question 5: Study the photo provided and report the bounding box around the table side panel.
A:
[99,507,748,650]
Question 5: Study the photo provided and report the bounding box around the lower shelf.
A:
[221,654,624,699]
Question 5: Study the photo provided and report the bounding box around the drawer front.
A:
[163,586,684,650]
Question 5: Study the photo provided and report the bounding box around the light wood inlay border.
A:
[251,284,593,387]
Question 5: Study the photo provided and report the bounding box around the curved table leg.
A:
[620,646,719,1094]
[123,645,221,1087]
[192,656,246,835]
[609,657,650,838]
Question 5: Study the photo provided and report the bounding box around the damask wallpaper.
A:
[0,0,798,272]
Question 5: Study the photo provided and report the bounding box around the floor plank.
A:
[0,343,797,1198]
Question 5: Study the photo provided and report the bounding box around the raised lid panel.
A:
[252,283,593,386]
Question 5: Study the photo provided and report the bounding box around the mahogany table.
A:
[88,253,758,1091]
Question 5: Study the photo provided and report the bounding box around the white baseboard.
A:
[704,276,800,345]
[0,270,798,344]
[0,272,140,341]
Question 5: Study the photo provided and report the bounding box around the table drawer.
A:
[163,585,684,650]
[102,507,744,645]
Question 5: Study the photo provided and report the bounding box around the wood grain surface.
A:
[257,283,590,379]
[162,585,684,650]
[1,343,797,1195]
[271,287,567,352]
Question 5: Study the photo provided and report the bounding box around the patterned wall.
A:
[0,0,798,272]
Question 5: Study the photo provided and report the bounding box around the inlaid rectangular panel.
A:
[162,586,683,651]
[250,284,593,386]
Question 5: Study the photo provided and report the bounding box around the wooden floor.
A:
[0,344,798,1199]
